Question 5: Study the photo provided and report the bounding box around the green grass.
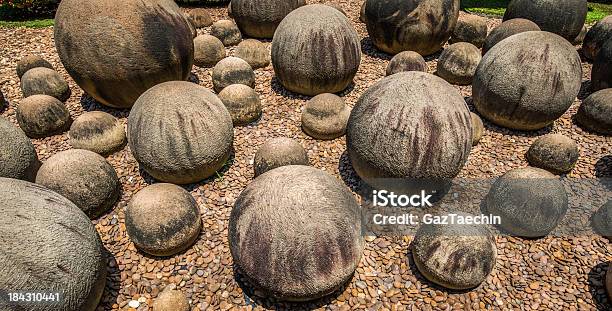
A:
[0,18,54,28]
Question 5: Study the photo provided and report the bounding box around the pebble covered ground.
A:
[0,1,611,310]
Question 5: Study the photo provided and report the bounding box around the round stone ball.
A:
[229,165,363,301]
[128,81,233,184]
[592,200,612,238]
[365,0,460,55]
[471,112,484,146]
[235,39,270,69]
[152,288,190,311]
[69,111,127,155]
[126,183,201,257]
[592,39,612,92]
[436,42,481,85]
[526,134,579,174]
[482,18,540,55]
[21,67,71,102]
[301,93,350,140]
[0,177,106,311]
[583,16,612,61]
[254,137,309,176]
[231,0,306,38]
[412,212,497,290]
[218,84,262,126]
[36,149,120,219]
[272,4,360,96]
[450,14,488,48]
[575,88,612,135]
[188,8,212,28]
[503,0,587,41]
[0,117,39,181]
[16,55,53,79]
[16,94,72,138]
[210,19,242,46]
[212,57,255,93]
[385,51,427,76]
[194,34,226,68]
[473,31,582,131]
[484,167,568,237]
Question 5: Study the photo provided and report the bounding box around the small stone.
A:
[301,93,350,140]
[386,51,426,76]
[529,282,540,290]
[253,137,309,176]
[450,14,488,48]
[69,111,126,156]
[128,300,140,308]
[20,67,71,102]
[218,84,262,126]
[471,112,484,146]
[194,35,226,68]
[189,8,213,28]
[526,134,579,174]
[436,42,481,85]
[235,39,270,69]
[152,289,190,311]
[16,94,71,138]
[212,57,255,92]
[16,55,53,79]
[210,20,242,46]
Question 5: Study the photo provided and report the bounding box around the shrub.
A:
[0,0,60,20]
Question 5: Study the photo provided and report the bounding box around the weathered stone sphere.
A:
[235,39,270,69]
[482,18,540,55]
[128,81,233,184]
[484,167,568,237]
[21,67,71,102]
[412,212,497,290]
[218,84,262,126]
[592,39,612,92]
[152,288,190,311]
[210,19,242,46]
[16,95,71,138]
[16,55,53,79]
[592,200,612,238]
[365,0,460,55]
[583,16,612,61]
[503,0,587,41]
[576,88,612,135]
[436,42,481,85]
[385,51,427,76]
[188,8,212,28]
[471,112,484,146]
[69,111,126,155]
[473,31,582,130]
[231,0,305,38]
[126,183,201,256]
[526,134,579,174]
[229,165,363,301]
[212,57,255,92]
[0,177,106,311]
[54,0,193,108]
[301,93,350,140]
[194,34,226,68]
[254,137,309,176]
[272,4,361,96]
[0,117,39,181]
[450,14,488,48]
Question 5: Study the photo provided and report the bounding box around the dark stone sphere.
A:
[235,39,270,69]
[576,88,612,135]
[583,16,612,61]
[526,134,579,174]
[218,84,262,126]
[591,200,612,238]
[385,51,427,76]
[592,39,612,92]
[69,111,126,156]
[450,14,488,48]
[231,0,305,38]
[212,57,256,92]
[503,0,587,41]
[21,67,71,102]
[16,94,71,138]
[471,112,484,146]
[211,19,242,46]
[0,117,39,181]
[436,42,481,85]
[254,137,309,176]
[16,55,53,79]
[193,34,226,68]
[482,18,540,55]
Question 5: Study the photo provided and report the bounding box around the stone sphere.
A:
[235,39,270,69]
[471,112,484,146]
[152,288,190,311]
[16,94,71,138]
[583,16,612,61]
[503,0,587,41]
[482,18,540,55]
[272,4,361,96]
[211,19,242,46]
[55,0,193,108]
[0,117,39,181]
[301,93,350,140]
[473,31,582,130]
[526,134,579,174]
[576,88,612,135]
[218,84,262,126]
[385,51,427,76]
[16,55,53,79]
[212,57,255,92]
[193,34,226,68]
[21,67,71,102]
[229,165,363,301]
[484,167,568,237]
[254,137,309,176]
[69,111,126,155]
[126,183,201,257]
[412,212,497,290]
[188,8,212,28]
[0,177,106,311]
[450,14,488,48]
[592,39,612,92]
[36,149,120,219]
[365,0,460,55]
[592,200,612,238]
[128,81,233,184]
[436,42,481,85]
[231,0,305,38]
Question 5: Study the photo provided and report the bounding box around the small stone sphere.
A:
[575,88,612,135]
[0,177,106,311]
[385,51,427,76]
[583,16,612,61]
[253,137,309,176]
[301,93,350,140]
[188,8,212,28]
[573,25,587,45]
[152,288,190,311]
[450,14,488,48]
[473,31,582,130]
[471,112,484,146]
[592,39,612,92]
[482,18,540,55]
[229,165,363,301]
[235,39,270,69]
[128,81,233,184]
[126,183,201,257]
[526,134,579,174]
[16,94,71,138]
[218,84,262,126]
[231,0,305,38]
[592,200,612,238]
[212,57,255,92]
[503,0,587,41]
[20,67,71,102]
[436,42,481,85]
[35,149,120,219]
[484,167,568,237]
[69,111,127,156]
[211,19,242,46]
[0,117,39,181]
[359,1,366,23]
[16,55,53,79]
[412,212,497,290]
[193,34,226,68]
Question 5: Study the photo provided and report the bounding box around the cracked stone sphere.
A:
[210,19,242,46]
[253,137,309,176]
[0,117,39,181]
[231,0,305,38]
[583,16,612,61]
[193,34,226,68]
[235,39,270,69]
[450,14,488,48]
[16,55,53,79]
[301,93,350,140]
[575,88,612,135]
[482,18,540,55]
[20,67,71,102]
[212,56,255,92]
[385,51,427,76]
[503,0,587,41]
[526,134,579,174]
[69,111,126,156]
[436,42,481,85]
[16,94,71,138]
[218,84,262,126]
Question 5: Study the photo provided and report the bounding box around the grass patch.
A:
[0,18,54,28]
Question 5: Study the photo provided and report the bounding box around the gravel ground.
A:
[1,1,611,310]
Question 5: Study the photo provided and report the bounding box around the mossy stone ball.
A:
[583,16,612,61]
[436,42,481,85]
[16,55,53,79]
[188,8,213,28]
[0,117,39,181]
[482,18,540,55]
[301,93,350,140]
[592,39,612,92]
[254,137,309,176]
[591,200,612,238]
[526,134,579,174]
[194,34,226,68]
[69,111,127,156]
[152,288,190,311]
[212,57,255,92]
[21,67,71,102]
[126,183,201,257]
[576,88,612,135]
[231,0,305,38]
[211,20,242,46]
[235,39,270,69]
[503,0,587,41]
[218,84,262,126]
[16,94,71,138]
[229,165,363,301]
[386,51,427,76]
[450,14,488,48]
[471,112,484,146]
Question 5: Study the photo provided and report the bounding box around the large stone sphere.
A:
[385,51,427,76]
[482,18,540,55]
[301,93,350,140]
[212,57,255,92]
[503,0,587,42]
[254,137,309,176]
[583,16,612,61]
[193,34,226,68]
[365,0,460,55]
[235,39,270,69]
[21,67,71,102]
[450,14,488,48]
[16,94,72,138]
[436,42,481,85]
[69,111,127,155]
[576,88,612,135]
[0,117,39,181]
[54,0,194,108]
[0,177,106,311]
[473,31,582,131]
[218,84,262,126]
[231,0,305,38]
[229,165,363,301]
[128,81,233,184]
[271,4,361,96]
[16,55,53,79]
[526,134,579,174]
[592,39,612,92]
